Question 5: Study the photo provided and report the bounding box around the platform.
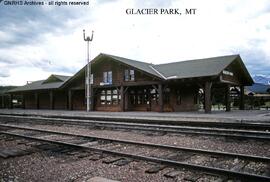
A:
[0,109,269,124]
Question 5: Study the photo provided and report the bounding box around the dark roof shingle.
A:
[153,55,238,79]
[8,74,71,93]
[101,53,162,78]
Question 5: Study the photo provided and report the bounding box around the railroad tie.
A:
[145,165,167,174]
[164,170,183,178]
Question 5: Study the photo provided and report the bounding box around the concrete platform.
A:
[0,109,269,124]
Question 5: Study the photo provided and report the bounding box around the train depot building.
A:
[2,53,253,113]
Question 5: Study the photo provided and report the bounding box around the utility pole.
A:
[83,29,94,112]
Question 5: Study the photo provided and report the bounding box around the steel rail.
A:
[0,123,269,163]
[1,130,270,182]
[0,113,270,130]
[1,114,269,135]
[1,115,270,141]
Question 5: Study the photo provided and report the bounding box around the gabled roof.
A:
[61,53,253,88]
[100,53,162,78]
[153,55,238,79]
[8,74,71,93]
[0,86,17,94]
[53,74,70,82]
[8,53,253,93]
[98,53,252,84]
[42,74,70,84]
[60,53,163,88]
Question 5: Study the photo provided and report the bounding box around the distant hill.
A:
[253,75,270,85]
[0,86,17,94]
[246,83,270,94]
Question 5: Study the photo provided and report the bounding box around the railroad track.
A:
[1,113,270,130]
[1,115,270,141]
[0,124,269,181]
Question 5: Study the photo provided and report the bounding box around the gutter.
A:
[149,65,167,80]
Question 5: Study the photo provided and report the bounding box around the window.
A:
[86,74,94,85]
[100,89,120,106]
[124,70,129,81]
[100,90,106,105]
[150,89,158,104]
[138,95,142,104]
[124,69,135,81]
[108,71,112,84]
[129,89,150,105]
[90,74,93,84]
[106,90,112,105]
[130,70,135,81]
[103,72,107,83]
[112,89,118,105]
[103,71,112,84]
[144,89,149,104]
[129,90,135,105]
[130,95,136,105]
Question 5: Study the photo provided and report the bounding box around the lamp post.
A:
[83,29,94,112]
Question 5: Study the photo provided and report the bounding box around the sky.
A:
[0,0,270,86]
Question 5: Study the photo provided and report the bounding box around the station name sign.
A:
[222,70,234,76]
[126,8,197,15]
